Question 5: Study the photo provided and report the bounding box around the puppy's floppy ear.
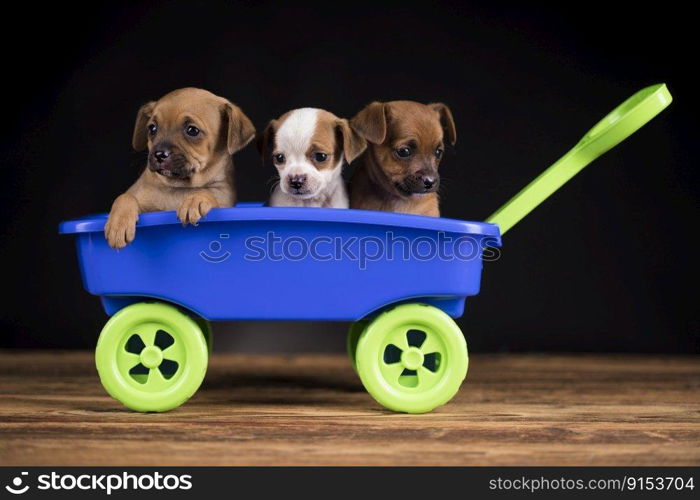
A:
[335,119,367,163]
[350,101,387,145]
[132,101,155,151]
[224,102,256,154]
[256,120,277,162]
[430,103,457,146]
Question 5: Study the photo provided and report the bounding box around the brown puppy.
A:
[349,101,456,217]
[104,88,255,248]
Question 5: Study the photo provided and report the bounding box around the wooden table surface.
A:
[0,351,698,466]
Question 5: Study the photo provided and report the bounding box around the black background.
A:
[1,1,697,353]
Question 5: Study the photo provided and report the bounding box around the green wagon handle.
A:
[486,84,673,234]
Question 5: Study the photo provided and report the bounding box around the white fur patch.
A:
[275,108,319,161]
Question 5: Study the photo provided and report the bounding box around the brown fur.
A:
[309,110,366,168]
[105,88,255,248]
[349,101,456,217]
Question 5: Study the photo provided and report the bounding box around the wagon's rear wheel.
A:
[355,303,468,414]
[346,320,369,371]
[95,302,208,412]
[193,316,213,355]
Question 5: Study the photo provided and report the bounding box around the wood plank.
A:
[0,351,698,465]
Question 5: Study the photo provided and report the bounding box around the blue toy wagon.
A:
[59,85,671,413]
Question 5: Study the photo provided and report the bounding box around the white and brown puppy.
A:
[258,108,366,208]
[105,87,255,248]
[350,101,456,217]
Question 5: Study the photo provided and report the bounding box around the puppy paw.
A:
[105,195,139,249]
[177,191,217,226]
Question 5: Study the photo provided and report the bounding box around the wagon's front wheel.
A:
[95,302,208,412]
[355,303,468,414]
[346,320,369,371]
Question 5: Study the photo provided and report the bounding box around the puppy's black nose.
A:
[154,150,170,163]
[288,175,307,190]
[422,176,436,189]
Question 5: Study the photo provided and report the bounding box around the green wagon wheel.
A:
[95,302,208,412]
[346,320,369,371]
[355,303,468,414]
[193,316,213,355]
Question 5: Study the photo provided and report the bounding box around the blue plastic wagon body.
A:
[59,203,501,321]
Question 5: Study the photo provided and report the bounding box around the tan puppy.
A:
[105,88,255,248]
[349,101,456,217]
[258,108,366,208]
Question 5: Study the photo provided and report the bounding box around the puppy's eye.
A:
[314,152,328,162]
[274,154,286,164]
[435,148,444,159]
[396,147,412,158]
[186,125,200,137]
[148,124,157,136]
